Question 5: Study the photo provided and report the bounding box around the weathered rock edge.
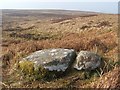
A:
[18,48,77,79]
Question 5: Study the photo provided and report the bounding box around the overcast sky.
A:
[0,0,119,14]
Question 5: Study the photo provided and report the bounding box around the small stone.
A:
[74,51,101,70]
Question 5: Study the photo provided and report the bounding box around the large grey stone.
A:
[20,48,76,72]
[74,51,101,70]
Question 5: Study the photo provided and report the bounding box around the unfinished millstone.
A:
[18,48,76,79]
[74,51,101,70]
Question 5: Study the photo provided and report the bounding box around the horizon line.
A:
[1,8,118,14]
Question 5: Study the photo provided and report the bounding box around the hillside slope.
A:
[1,10,119,88]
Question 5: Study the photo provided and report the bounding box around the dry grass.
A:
[84,67,120,88]
[2,12,119,88]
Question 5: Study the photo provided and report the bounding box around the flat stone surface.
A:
[20,48,76,72]
[74,51,101,70]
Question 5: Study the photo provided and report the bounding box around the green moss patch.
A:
[19,60,34,75]
[18,60,65,81]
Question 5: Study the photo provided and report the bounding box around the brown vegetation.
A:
[1,10,119,88]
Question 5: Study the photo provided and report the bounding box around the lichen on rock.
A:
[18,48,77,80]
[74,51,101,71]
